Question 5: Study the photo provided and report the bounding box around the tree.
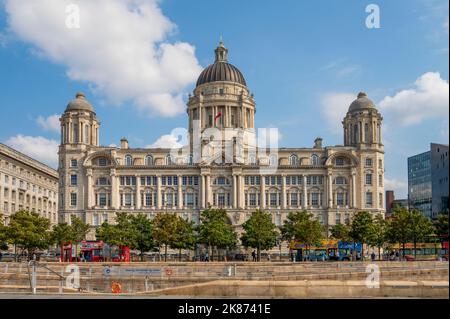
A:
[172,217,197,262]
[349,211,374,261]
[152,213,179,262]
[387,207,412,259]
[433,210,449,241]
[241,210,278,261]
[70,215,90,260]
[367,214,388,260]
[128,213,155,261]
[0,214,8,251]
[50,223,75,261]
[96,213,135,261]
[330,223,351,242]
[281,211,325,256]
[6,210,51,259]
[409,209,435,259]
[198,209,237,261]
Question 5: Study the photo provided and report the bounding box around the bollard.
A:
[31,262,37,294]
[59,280,63,294]
[4,264,8,274]
[234,264,237,277]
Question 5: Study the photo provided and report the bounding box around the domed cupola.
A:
[196,41,247,87]
[348,92,375,113]
[65,92,94,113]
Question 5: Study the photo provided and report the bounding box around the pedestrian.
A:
[0,251,2,262]
[395,251,399,261]
[204,252,209,262]
[251,250,256,262]
[371,251,376,262]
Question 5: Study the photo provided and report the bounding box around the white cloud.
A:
[36,114,60,133]
[147,134,184,149]
[320,92,355,135]
[379,72,449,126]
[384,177,408,198]
[5,135,59,168]
[4,0,203,117]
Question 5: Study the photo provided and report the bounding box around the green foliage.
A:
[241,210,278,261]
[197,208,237,252]
[433,210,449,240]
[367,214,388,259]
[387,207,411,245]
[50,223,75,246]
[329,223,351,242]
[152,213,179,261]
[0,214,8,250]
[281,211,325,247]
[172,217,197,261]
[96,212,134,247]
[6,210,51,256]
[70,215,90,242]
[128,213,155,260]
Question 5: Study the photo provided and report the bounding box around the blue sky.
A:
[0,0,448,198]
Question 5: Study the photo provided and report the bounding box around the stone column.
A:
[200,174,205,209]
[110,170,119,209]
[239,175,244,209]
[177,174,183,209]
[232,175,237,209]
[281,174,287,209]
[87,169,93,209]
[351,171,357,208]
[136,175,141,210]
[156,175,162,209]
[327,172,333,208]
[206,175,211,207]
[260,175,266,209]
[303,175,308,210]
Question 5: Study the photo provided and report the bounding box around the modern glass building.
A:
[408,143,449,219]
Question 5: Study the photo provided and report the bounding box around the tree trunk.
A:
[257,246,261,262]
[164,244,168,262]
[414,239,417,259]
[60,244,64,262]
[402,242,406,260]
[179,248,182,262]
[211,246,214,262]
[361,243,364,261]
[378,246,381,261]
[141,249,144,262]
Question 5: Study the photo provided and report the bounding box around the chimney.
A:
[314,137,323,149]
[120,138,129,149]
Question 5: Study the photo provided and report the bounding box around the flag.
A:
[214,112,222,123]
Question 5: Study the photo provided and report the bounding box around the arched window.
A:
[125,155,133,166]
[145,155,153,166]
[269,154,278,166]
[289,154,299,166]
[311,154,319,166]
[166,154,175,166]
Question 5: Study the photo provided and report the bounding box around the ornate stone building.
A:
[58,42,385,244]
[0,143,59,225]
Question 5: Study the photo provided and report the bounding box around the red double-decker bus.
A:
[62,241,130,262]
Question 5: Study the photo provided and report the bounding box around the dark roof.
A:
[196,61,247,87]
[65,92,94,112]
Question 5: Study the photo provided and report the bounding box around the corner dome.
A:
[65,92,93,112]
[348,92,375,113]
[196,41,247,87]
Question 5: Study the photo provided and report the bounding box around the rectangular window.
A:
[378,174,383,187]
[336,193,345,206]
[366,192,373,208]
[365,158,372,167]
[311,193,319,206]
[98,158,107,166]
[70,193,77,206]
[270,193,278,206]
[186,193,194,207]
[379,193,383,207]
[290,193,298,206]
[99,193,107,206]
[93,214,99,226]
[71,159,78,167]
[365,174,372,185]
[145,193,153,206]
[124,193,132,206]
[335,213,341,225]
[70,175,77,186]
[249,193,257,206]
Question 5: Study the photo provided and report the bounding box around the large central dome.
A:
[196,41,247,87]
